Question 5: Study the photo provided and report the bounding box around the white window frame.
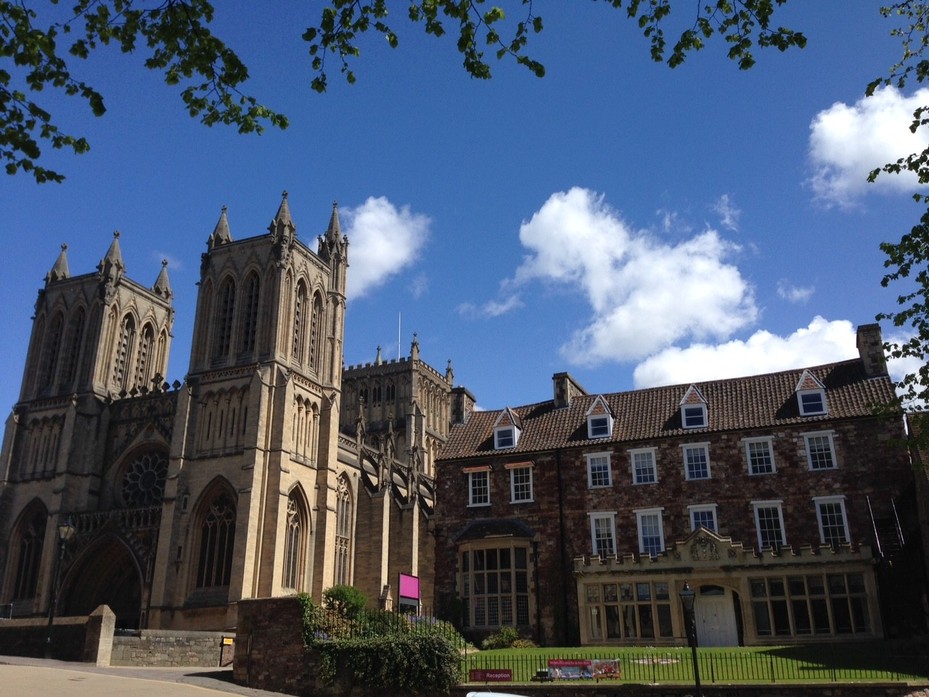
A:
[688,504,718,532]
[635,507,666,558]
[508,464,533,503]
[681,404,707,429]
[681,443,711,480]
[467,469,490,507]
[798,389,827,416]
[752,500,787,550]
[589,512,617,558]
[813,495,850,546]
[743,436,776,476]
[804,431,837,471]
[494,425,519,450]
[586,452,612,488]
[630,447,657,485]
[587,414,612,439]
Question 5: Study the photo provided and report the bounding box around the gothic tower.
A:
[0,236,174,621]
[148,194,350,628]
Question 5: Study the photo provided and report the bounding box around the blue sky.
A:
[1,1,925,413]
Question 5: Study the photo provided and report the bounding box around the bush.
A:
[481,625,520,650]
[323,584,367,619]
[316,634,460,694]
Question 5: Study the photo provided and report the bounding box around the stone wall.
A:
[0,615,90,661]
[110,629,234,667]
[0,605,233,668]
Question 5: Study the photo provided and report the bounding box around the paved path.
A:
[0,655,287,697]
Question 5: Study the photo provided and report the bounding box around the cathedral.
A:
[0,195,450,630]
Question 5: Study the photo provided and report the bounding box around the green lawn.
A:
[461,642,929,685]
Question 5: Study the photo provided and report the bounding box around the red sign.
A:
[469,669,513,682]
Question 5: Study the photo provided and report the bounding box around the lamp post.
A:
[44,517,75,659]
[679,581,702,697]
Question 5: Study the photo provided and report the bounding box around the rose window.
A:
[122,452,168,506]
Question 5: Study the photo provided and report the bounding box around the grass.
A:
[461,642,929,685]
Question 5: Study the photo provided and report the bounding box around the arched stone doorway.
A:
[60,535,143,629]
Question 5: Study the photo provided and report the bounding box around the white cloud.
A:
[712,194,741,231]
[457,294,524,319]
[631,317,858,388]
[777,279,814,304]
[808,86,929,207]
[409,272,429,299]
[509,187,757,365]
[342,197,430,300]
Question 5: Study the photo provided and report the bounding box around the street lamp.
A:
[44,517,75,658]
[679,581,702,697]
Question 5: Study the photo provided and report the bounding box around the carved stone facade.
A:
[0,195,446,630]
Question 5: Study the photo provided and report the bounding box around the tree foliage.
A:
[322,583,368,619]
[0,0,287,183]
[2,0,805,183]
[866,1,929,416]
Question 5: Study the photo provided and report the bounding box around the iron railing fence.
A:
[460,649,929,685]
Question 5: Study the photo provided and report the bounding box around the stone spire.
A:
[326,200,341,241]
[208,205,232,249]
[270,191,297,266]
[97,231,125,304]
[317,200,347,264]
[152,259,173,300]
[275,191,294,228]
[45,243,70,284]
[375,345,383,365]
[410,333,420,361]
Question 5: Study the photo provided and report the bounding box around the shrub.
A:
[323,584,367,619]
[316,634,460,694]
[481,625,520,650]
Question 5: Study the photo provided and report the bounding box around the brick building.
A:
[433,324,927,646]
[0,195,448,630]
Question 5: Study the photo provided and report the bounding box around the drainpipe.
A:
[555,448,571,645]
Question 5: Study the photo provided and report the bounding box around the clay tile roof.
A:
[439,359,896,461]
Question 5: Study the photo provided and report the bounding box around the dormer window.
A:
[799,390,826,415]
[795,370,827,416]
[586,396,613,439]
[682,404,707,429]
[679,385,708,429]
[493,408,521,450]
[495,426,518,449]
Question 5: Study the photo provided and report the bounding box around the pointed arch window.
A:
[135,323,155,391]
[240,272,260,354]
[214,278,236,358]
[12,507,46,601]
[293,282,307,363]
[309,293,323,370]
[335,476,353,586]
[283,491,308,590]
[60,307,86,388]
[40,312,64,389]
[112,314,136,391]
[196,491,236,588]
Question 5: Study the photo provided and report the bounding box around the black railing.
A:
[460,648,929,685]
